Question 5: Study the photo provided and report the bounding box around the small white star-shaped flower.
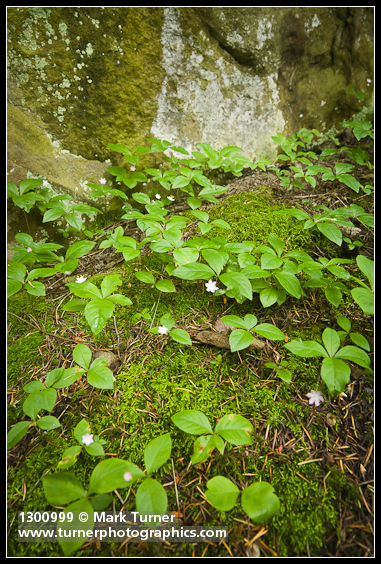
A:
[99,178,107,185]
[82,433,94,446]
[123,471,132,482]
[155,193,161,199]
[167,195,175,201]
[158,325,168,335]
[205,279,219,293]
[306,390,324,407]
[76,275,87,283]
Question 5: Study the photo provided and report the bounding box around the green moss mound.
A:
[208,190,314,249]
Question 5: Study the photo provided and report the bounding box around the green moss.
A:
[7,292,53,389]
[7,7,165,161]
[208,190,315,250]
[264,462,355,556]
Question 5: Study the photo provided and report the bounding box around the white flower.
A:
[123,471,132,482]
[130,166,136,171]
[155,193,161,199]
[205,279,219,293]
[99,178,107,185]
[306,390,324,407]
[158,325,168,335]
[26,247,32,253]
[76,275,87,283]
[82,433,94,446]
[42,180,50,187]
[167,195,175,201]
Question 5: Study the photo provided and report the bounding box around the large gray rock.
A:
[7,6,373,200]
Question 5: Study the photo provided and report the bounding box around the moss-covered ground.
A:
[7,155,374,557]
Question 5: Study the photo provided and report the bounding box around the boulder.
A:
[7,6,373,200]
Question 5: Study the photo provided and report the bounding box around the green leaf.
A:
[88,459,144,494]
[36,416,61,431]
[356,255,374,291]
[261,253,283,270]
[100,274,122,297]
[46,367,83,389]
[23,388,57,419]
[191,435,216,464]
[135,478,168,515]
[61,298,87,312]
[135,271,155,285]
[259,286,279,308]
[205,476,240,512]
[85,441,105,457]
[212,219,231,230]
[144,433,172,474]
[132,192,151,205]
[335,345,371,368]
[172,262,215,281]
[90,493,113,511]
[169,328,192,346]
[254,323,285,341]
[43,472,87,506]
[7,262,27,283]
[23,381,46,393]
[7,279,23,298]
[172,175,191,189]
[155,279,176,293]
[74,419,92,444]
[67,281,102,299]
[173,247,199,266]
[187,196,202,209]
[337,314,351,333]
[65,240,95,260]
[84,298,115,335]
[349,332,370,351]
[87,363,114,389]
[26,267,57,281]
[275,367,293,384]
[274,271,302,299]
[121,248,140,262]
[241,482,280,524]
[107,294,132,306]
[339,174,362,193]
[219,272,252,301]
[57,445,83,470]
[201,249,229,275]
[58,498,94,556]
[221,314,257,331]
[43,206,65,223]
[229,329,254,352]
[322,328,341,357]
[317,222,342,246]
[7,421,31,449]
[351,287,374,315]
[268,233,285,256]
[324,286,342,308]
[214,413,253,445]
[172,410,213,435]
[284,339,328,358]
[25,280,46,297]
[73,343,92,370]
[19,178,43,194]
[321,357,351,395]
